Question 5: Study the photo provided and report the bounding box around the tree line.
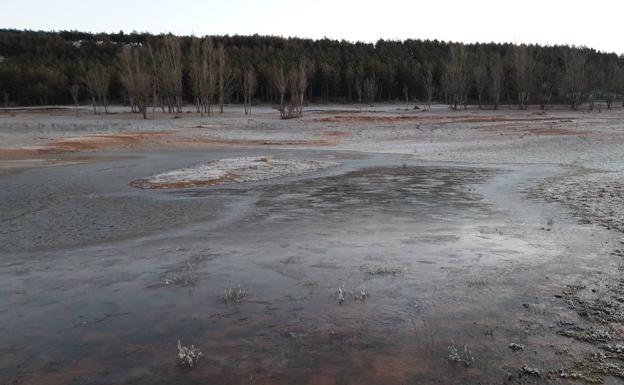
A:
[1,29,623,117]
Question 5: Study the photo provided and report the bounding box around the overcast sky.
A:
[1,0,623,54]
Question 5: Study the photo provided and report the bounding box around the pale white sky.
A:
[1,0,623,54]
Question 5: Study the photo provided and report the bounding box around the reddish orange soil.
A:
[50,132,171,152]
[0,132,334,161]
[0,131,170,160]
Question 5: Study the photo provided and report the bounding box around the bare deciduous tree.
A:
[442,44,468,110]
[354,76,363,106]
[151,35,183,114]
[514,44,534,110]
[363,77,376,106]
[285,59,310,117]
[472,49,488,109]
[268,63,287,118]
[563,48,587,110]
[242,65,257,115]
[606,59,621,109]
[118,46,153,119]
[82,63,110,114]
[294,59,310,116]
[189,36,217,116]
[217,43,233,114]
[421,62,434,111]
[489,53,503,110]
[70,83,80,109]
[189,37,203,114]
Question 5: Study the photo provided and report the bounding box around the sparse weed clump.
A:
[448,345,474,367]
[177,340,202,368]
[336,285,367,304]
[163,259,194,286]
[224,285,247,304]
[361,264,402,276]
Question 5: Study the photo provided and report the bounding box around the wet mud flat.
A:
[528,171,624,383]
[0,148,623,384]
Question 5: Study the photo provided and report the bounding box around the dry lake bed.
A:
[2,104,624,384]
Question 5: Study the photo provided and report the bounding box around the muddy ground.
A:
[2,104,624,384]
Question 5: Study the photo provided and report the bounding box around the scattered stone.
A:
[603,344,624,354]
[559,326,612,343]
[520,365,541,377]
[509,343,524,351]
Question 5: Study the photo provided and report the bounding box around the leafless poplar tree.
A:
[363,77,376,106]
[489,53,503,110]
[354,76,363,105]
[118,46,153,119]
[217,43,233,114]
[563,48,586,110]
[606,59,621,109]
[514,44,533,110]
[472,49,488,109]
[203,37,217,115]
[269,63,287,118]
[189,36,217,116]
[285,59,310,116]
[421,62,434,111]
[242,65,257,115]
[442,44,468,110]
[151,35,183,114]
[82,63,110,114]
[189,36,203,114]
[70,83,80,107]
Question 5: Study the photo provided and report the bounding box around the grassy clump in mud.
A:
[447,345,474,368]
[360,264,402,276]
[336,285,367,304]
[177,340,202,368]
[162,259,194,287]
[224,285,247,304]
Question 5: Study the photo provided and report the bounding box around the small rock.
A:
[520,365,541,377]
[509,343,524,351]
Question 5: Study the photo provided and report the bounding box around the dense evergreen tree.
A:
[0,29,622,111]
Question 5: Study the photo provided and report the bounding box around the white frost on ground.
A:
[133,156,338,189]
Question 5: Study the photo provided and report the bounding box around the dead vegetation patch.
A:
[132,172,239,189]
